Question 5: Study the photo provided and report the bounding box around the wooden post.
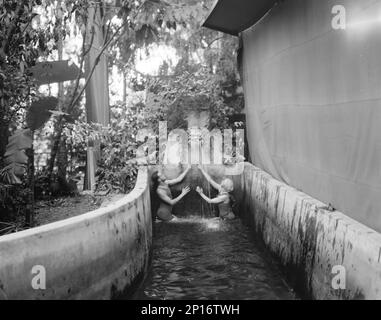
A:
[87,146,96,193]
[25,132,35,227]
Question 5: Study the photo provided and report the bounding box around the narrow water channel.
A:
[136,216,297,300]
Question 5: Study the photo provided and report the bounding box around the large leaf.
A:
[0,165,23,185]
[1,96,57,185]
[3,150,29,166]
[1,129,32,185]
[4,129,33,158]
[26,96,58,131]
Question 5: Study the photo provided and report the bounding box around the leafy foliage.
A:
[0,1,51,161]
[0,129,32,185]
[0,183,31,223]
[0,97,57,185]
[64,101,150,194]
[0,0,244,226]
[146,61,242,132]
[109,0,211,74]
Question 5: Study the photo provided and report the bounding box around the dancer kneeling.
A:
[196,165,235,220]
[152,165,191,221]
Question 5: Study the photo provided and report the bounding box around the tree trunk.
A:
[48,0,67,184]
[123,72,127,104]
[25,136,35,227]
[0,119,9,167]
[57,138,68,180]
[56,0,68,183]
[47,120,63,182]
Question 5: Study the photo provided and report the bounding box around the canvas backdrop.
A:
[241,0,381,231]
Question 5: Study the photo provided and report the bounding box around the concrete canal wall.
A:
[0,168,152,300]
[1,161,380,300]
[239,163,381,300]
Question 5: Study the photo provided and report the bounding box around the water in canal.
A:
[136,216,297,300]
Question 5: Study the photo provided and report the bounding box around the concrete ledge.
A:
[241,163,381,300]
[0,168,152,300]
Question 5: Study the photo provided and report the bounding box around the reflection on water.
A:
[136,217,297,300]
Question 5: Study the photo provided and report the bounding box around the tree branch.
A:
[67,0,146,112]
[0,2,24,61]
[69,20,128,110]
[67,21,94,111]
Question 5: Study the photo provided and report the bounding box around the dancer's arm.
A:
[166,165,191,186]
[198,165,221,191]
[196,187,226,204]
[157,186,191,206]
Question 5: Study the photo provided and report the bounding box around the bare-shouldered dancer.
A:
[151,165,191,221]
[196,165,235,220]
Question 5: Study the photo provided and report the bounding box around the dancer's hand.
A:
[181,186,191,196]
[196,186,203,194]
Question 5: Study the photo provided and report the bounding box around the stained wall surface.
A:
[237,163,381,300]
